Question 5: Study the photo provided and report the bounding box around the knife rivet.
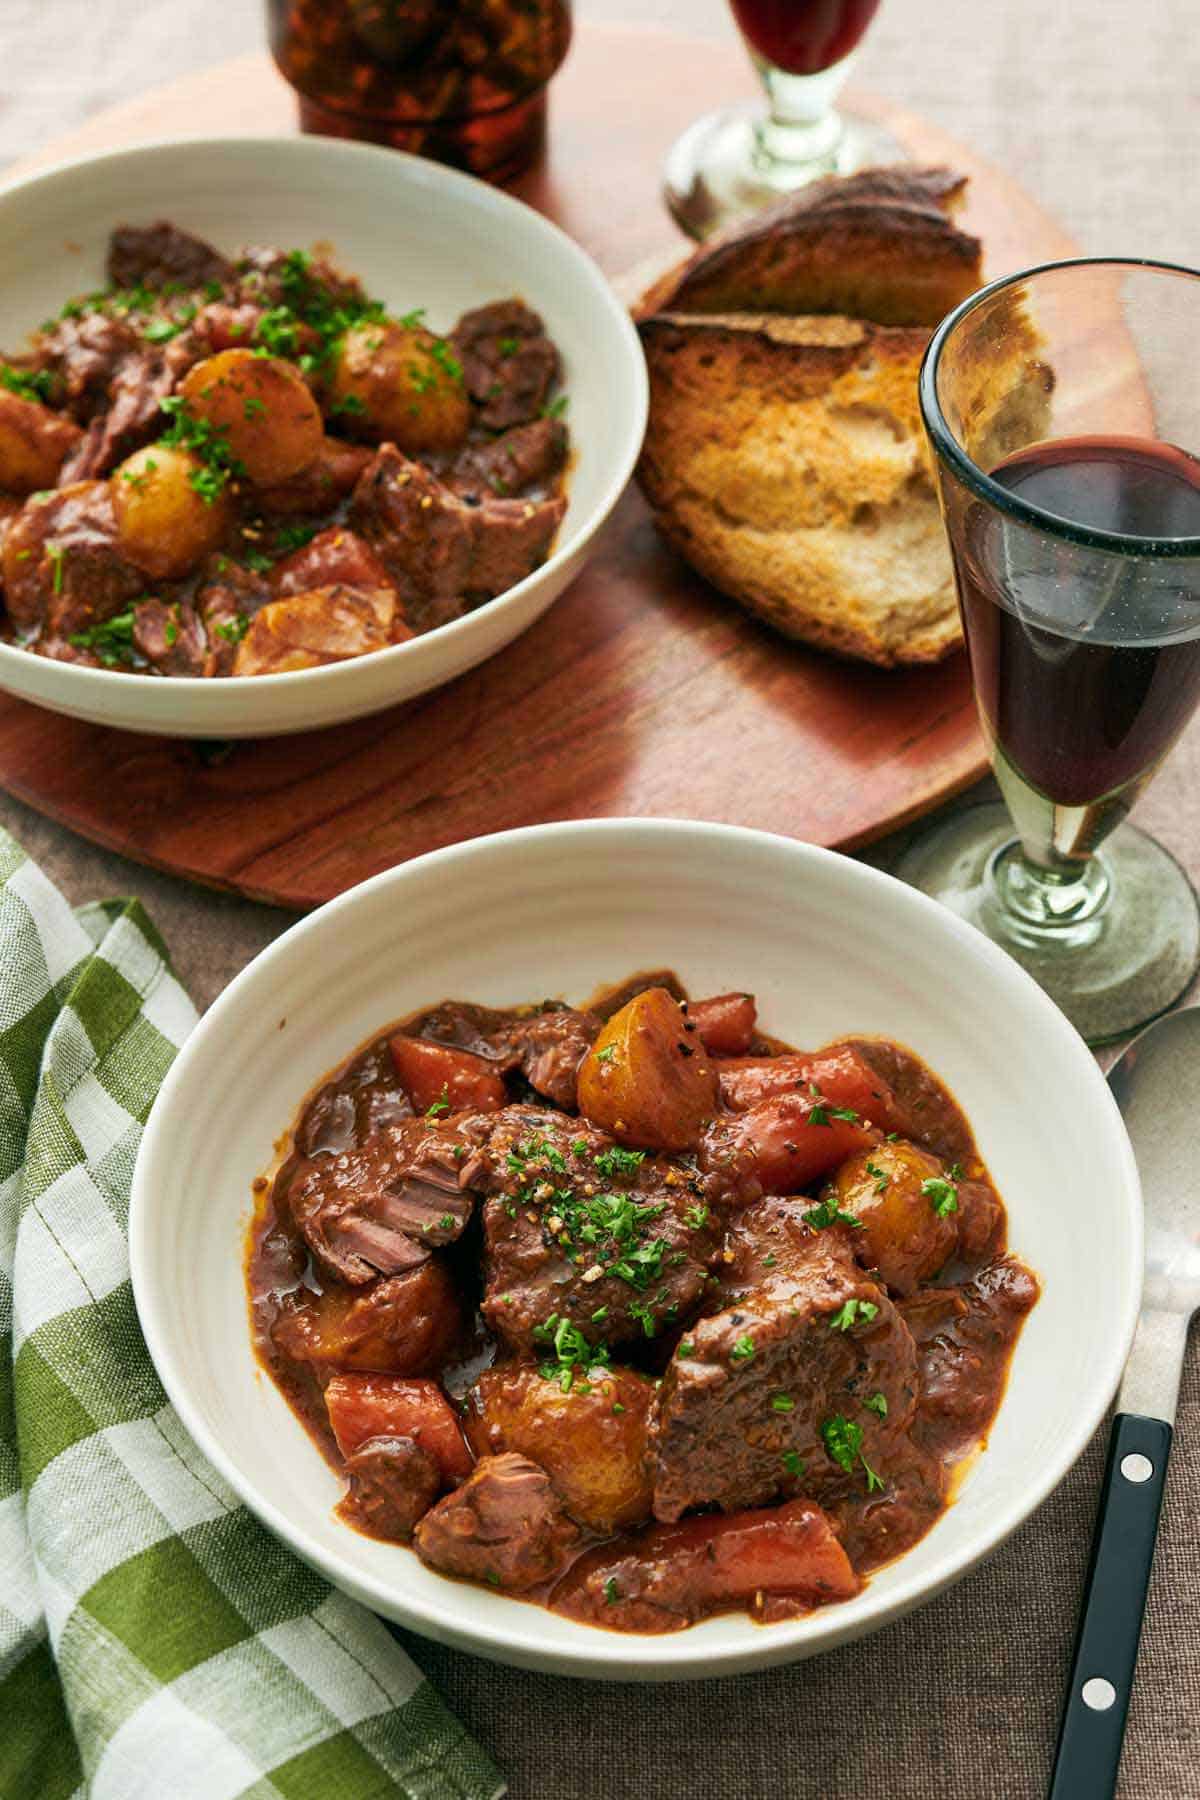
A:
[1120,1453,1154,1484]
[1082,1678,1117,1711]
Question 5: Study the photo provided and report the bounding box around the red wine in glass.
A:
[729,0,882,76]
[959,435,1200,809]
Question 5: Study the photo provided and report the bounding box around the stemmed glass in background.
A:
[664,0,903,238]
[902,259,1200,1044]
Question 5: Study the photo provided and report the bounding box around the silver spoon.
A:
[1048,1005,1200,1798]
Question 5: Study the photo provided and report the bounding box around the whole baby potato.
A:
[326,319,469,453]
[829,1139,959,1296]
[577,986,718,1152]
[466,1364,655,1532]
[180,349,323,486]
[111,444,231,580]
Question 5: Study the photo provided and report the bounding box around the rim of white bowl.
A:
[129,819,1142,1674]
[0,134,648,694]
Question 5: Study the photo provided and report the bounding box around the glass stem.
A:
[754,52,856,173]
[989,839,1111,933]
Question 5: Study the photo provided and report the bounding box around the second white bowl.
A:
[0,136,647,736]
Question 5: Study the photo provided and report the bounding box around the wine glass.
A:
[900,258,1200,1044]
[664,0,904,239]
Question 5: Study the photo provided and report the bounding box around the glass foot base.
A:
[663,101,906,240]
[895,804,1200,1045]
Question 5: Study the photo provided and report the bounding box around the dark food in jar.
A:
[0,222,569,676]
[247,979,1039,1634]
[267,1,573,185]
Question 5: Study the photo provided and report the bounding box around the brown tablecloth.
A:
[2,1,1198,1793]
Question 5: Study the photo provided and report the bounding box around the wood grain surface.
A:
[0,22,1078,909]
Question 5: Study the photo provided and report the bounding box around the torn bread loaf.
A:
[635,167,1049,667]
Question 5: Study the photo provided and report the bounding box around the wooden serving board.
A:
[0,23,1077,910]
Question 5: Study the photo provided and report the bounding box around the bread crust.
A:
[637,166,982,329]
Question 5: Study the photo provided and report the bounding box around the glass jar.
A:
[267,0,573,184]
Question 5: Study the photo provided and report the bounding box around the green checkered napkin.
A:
[0,831,503,1800]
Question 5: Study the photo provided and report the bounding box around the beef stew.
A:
[246,977,1038,1633]
[0,223,569,676]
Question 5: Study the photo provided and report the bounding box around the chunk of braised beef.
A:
[349,444,564,631]
[281,1116,484,1286]
[108,221,233,293]
[451,300,560,431]
[1,482,143,637]
[650,1217,921,1523]
[194,557,273,675]
[500,1008,600,1109]
[232,246,366,314]
[271,525,398,606]
[58,335,195,481]
[465,1106,726,1355]
[451,418,567,502]
[131,598,207,676]
[255,437,373,517]
[413,1452,580,1593]
[339,1436,442,1541]
[905,1256,1040,1449]
[34,312,141,424]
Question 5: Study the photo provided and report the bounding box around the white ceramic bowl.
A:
[130,821,1141,1679]
[0,136,646,737]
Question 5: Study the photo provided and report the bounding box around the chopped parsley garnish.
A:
[242,394,267,420]
[425,1086,451,1118]
[947,1161,964,1180]
[594,1045,616,1065]
[507,1135,567,1174]
[543,393,569,419]
[821,1413,863,1474]
[822,1413,885,1492]
[863,1392,889,1418]
[330,392,368,416]
[47,543,66,594]
[864,1159,890,1195]
[498,336,520,357]
[611,1401,625,1415]
[1,363,54,404]
[770,1394,795,1413]
[827,1298,879,1332]
[590,1306,609,1323]
[593,1146,646,1179]
[143,316,182,343]
[69,608,137,667]
[677,1339,695,1358]
[533,1313,609,1391]
[247,248,387,372]
[437,1213,454,1231]
[274,521,317,553]
[399,307,427,328]
[684,1201,709,1230]
[781,1451,806,1478]
[922,1175,959,1217]
[803,1198,862,1231]
[158,393,244,503]
[628,1299,658,1339]
[603,1577,620,1605]
[730,1334,756,1364]
[214,614,250,644]
[243,548,275,574]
